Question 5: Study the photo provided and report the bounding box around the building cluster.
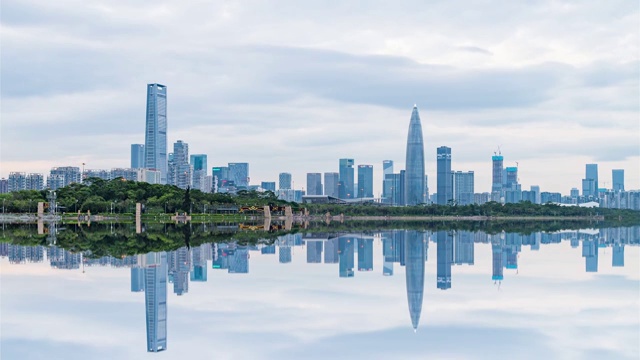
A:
[1,84,637,210]
[3,225,638,350]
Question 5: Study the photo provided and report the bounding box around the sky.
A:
[1,0,639,194]
[2,234,639,359]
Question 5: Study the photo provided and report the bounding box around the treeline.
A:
[0,178,292,214]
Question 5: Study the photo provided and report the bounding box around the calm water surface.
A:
[1,225,639,359]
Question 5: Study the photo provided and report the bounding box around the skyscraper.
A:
[436,146,452,205]
[228,163,249,188]
[190,154,208,192]
[261,181,276,192]
[612,169,624,191]
[357,238,373,271]
[306,241,323,263]
[405,230,425,331]
[357,165,373,198]
[212,166,229,187]
[131,144,145,169]
[339,159,355,199]
[144,84,168,184]
[491,155,504,195]
[382,160,394,203]
[505,167,518,189]
[324,172,339,198]
[583,164,598,198]
[405,105,425,205]
[452,171,474,205]
[279,172,292,190]
[169,141,192,189]
[144,252,167,352]
[306,173,322,195]
[338,237,354,277]
[436,231,453,290]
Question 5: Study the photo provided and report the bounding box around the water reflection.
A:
[1,226,639,356]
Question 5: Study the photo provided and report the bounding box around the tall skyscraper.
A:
[131,144,145,169]
[306,173,322,195]
[324,172,339,198]
[612,169,624,191]
[436,231,453,290]
[144,252,167,352]
[190,154,207,173]
[279,172,292,190]
[144,84,168,183]
[306,241,323,263]
[261,181,276,192]
[357,238,373,271]
[339,159,355,199]
[583,164,598,198]
[212,166,229,187]
[357,165,374,198]
[338,237,354,277]
[228,163,249,188]
[436,146,452,205]
[190,154,208,192]
[491,154,504,195]
[168,140,192,189]
[405,105,425,205]
[452,171,474,205]
[505,167,518,189]
[382,160,394,203]
[405,230,425,331]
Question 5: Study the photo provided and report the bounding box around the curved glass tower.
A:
[405,105,425,205]
[405,230,425,331]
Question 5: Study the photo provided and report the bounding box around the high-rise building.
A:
[261,182,276,192]
[144,252,167,352]
[324,238,339,263]
[339,159,355,199]
[0,179,8,194]
[405,106,425,205]
[228,163,249,188]
[131,144,145,169]
[8,172,27,192]
[144,84,168,184]
[84,169,110,180]
[306,241,323,263]
[405,230,425,331]
[131,267,145,292]
[452,171,474,205]
[530,185,541,204]
[212,167,229,188]
[582,164,598,198]
[190,154,208,192]
[49,167,81,188]
[357,165,373,198]
[357,238,373,271]
[279,172,292,190]
[491,155,504,195]
[505,167,518,189]
[436,147,452,205]
[306,173,322,195]
[454,231,474,265]
[382,160,394,203]
[612,169,624,192]
[324,172,339,198]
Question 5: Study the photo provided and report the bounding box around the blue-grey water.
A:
[1,226,639,359]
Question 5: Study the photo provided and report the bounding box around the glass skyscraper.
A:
[131,144,145,169]
[306,173,322,195]
[144,84,168,184]
[279,172,292,190]
[612,169,624,192]
[382,160,394,203]
[405,106,425,205]
[339,159,354,199]
[436,146,452,205]
[491,155,504,195]
[405,230,425,331]
[144,252,167,352]
[357,165,373,198]
[324,172,339,198]
[228,163,249,188]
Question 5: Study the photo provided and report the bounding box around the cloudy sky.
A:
[1,0,638,194]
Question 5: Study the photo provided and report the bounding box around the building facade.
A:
[131,144,145,169]
[339,159,354,199]
[279,172,292,190]
[436,146,452,205]
[144,84,168,184]
[357,165,373,198]
[324,172,339,198]
[405,106,425,205]
[306,173,322,195]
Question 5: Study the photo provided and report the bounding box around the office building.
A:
[357,238,373,271]
[190,154,208,192]
[144,84,168,184]
[111,168,138,182]
[491,154,503,195]
[405,105,426,205]
[168,141,192,189]
[384,171,405,206]
[306,241,323,263]
[405,230,425,331]
[324,172,339,198]
[505,167,518,189]
[212,167,229,188]
[582,164,598,198]
[131,144,145,169]
[339,159,355,199]
[131,267,145,292]
[324,238,339,263]
[278,246,292,264]
[261,182,276,192]
[436,147,452,205]
[278,172,292,190]
[382,160,394,203]
[612,169,624,192]
[436,231,453,290]
[49,167,81,188]
[228,163,249,188]
[306,173,322,195]
[530,185,541,204]
[338,237,354,277]
[144,252,167,352]
[452,171,474,205]
[357,165,373,198]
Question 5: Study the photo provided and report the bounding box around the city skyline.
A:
[1,1,638,194]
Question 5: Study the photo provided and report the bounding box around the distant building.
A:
[111,168,138,182]
[491,155,504,196]
[49,167,81,188]
[436,231,453,290]
[168,141,192,189]
[144,252,167,352]
[338,237,354,277]
[0,179,8,194]
[144,84,168,184]
[405,106,425,205]
[357,165,373,198]
[436,147,453,205]
[612,169,624,192]
[131,267,145,292]
[357,238,373,271]
[452,171,474,205]
[190,154,208,192]
[324,172,339,198]
[261,181,276,192]
[84,169,110,180]
[138,169,162,184]
[8,172,27,192]
[212,167,229,188]
[306,241,323,263]
[131,144,145,169]
[228,163,249,188]
[339,159,355,199]
[306,173,322,195]
[278,172,292,190]
[582,164,598,198]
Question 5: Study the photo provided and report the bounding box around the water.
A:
[1,224,639,359]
